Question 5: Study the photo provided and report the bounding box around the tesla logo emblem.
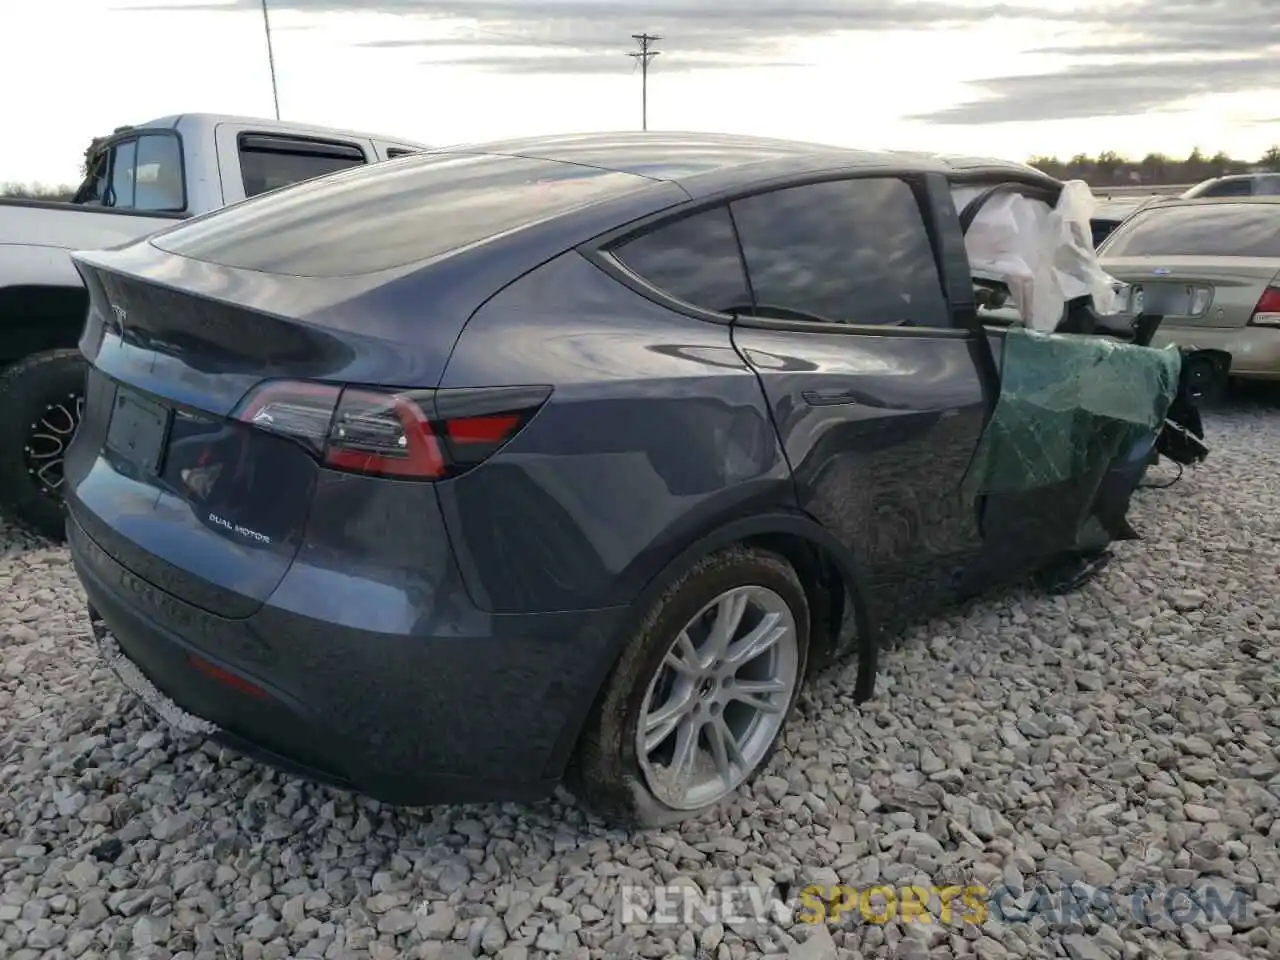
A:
[109,304,127,329]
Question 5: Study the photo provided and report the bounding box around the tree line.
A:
[5,144,1280,200]
[1,182,77,201]
[1029,146,1280,187]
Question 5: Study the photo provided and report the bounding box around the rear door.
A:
[722,174,994,634]
[1100,202,1280,329]
[214,123,374,203]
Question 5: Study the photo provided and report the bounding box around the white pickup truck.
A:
[0,113,427,539]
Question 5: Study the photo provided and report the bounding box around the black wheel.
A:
[570,546,810,828]
[0,349,88,541]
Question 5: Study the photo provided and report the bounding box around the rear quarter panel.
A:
[436,249,794,614]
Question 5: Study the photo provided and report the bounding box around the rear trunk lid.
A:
[66,242,472,619]
[65,151,685,618]
[1099,256,1280,329]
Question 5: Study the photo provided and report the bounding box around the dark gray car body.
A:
[65,133,1156,805]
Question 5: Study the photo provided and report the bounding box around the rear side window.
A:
[1199,179,1253,198]
[1103,204,1280,258]
[152,152,654,277]
[611,206,751,313]
[238,134,368,198]
[730,177,949,327]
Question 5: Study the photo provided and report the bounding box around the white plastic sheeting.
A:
[953,180,1121,331]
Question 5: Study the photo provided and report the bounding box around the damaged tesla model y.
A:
[64,134,1207,826]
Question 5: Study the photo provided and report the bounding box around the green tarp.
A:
[964,327,1182,496]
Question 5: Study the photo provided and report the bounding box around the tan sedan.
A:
[1099,196,1280,395]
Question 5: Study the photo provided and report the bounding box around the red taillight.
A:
[188,654,270,700]
[231,380,549,480]
[1249,286,1280,327]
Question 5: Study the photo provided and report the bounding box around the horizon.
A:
[2,0,1277,185]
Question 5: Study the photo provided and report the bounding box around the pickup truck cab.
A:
[0,113,427,539]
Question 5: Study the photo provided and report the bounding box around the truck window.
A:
[386,147,420,159]
[75,131,185,212]
[238,134,368,198]
[133,134,186,211]
[108,140,137,209]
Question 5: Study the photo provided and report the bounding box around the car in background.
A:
[1181,173,1280,199]
[0,113,427,540]
[64,133,1195,826]
[1099,196,1280,397]
[1091,197,1148,247]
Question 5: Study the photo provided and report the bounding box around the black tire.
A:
[569,546,810,828]
[0,349,88,541]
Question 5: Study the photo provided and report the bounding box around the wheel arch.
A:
[0,283,89,368]
[544,509,879,780]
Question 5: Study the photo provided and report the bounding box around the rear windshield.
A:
[151,152,651,277]
[1103,203,1280,258]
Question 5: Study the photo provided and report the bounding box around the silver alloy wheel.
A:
[24,393,84,498]
[636,584,800,811]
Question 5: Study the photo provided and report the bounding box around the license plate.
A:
[106,388,170,475]
[1130,283,1206,317]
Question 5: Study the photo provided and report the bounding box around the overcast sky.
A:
[2,0,1277,185]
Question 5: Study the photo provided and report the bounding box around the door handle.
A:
[802,389,861,406]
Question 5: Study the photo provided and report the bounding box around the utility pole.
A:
[629,33,661,131]
[261,0,281,119]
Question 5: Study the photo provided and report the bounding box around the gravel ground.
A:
[2,398,1278,960]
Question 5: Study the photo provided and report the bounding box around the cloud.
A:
[118,1,1280,120]
[916,55,1277,124]
[425,54,807,75]
[360,34,805,74]
[913,0,1280,124]
[118,0,1078,67]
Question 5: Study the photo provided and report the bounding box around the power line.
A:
[261,0,281,120]
[629,33,661,131]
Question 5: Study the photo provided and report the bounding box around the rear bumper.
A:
[68,511,627,807]
[1151,324,1280,380]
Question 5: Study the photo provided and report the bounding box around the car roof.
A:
[130,113,430,149]
[1132,195,1280,212]
[1199,173,1280,182]
[429,131,1057,199]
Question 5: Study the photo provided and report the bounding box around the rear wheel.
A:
[0,349,87,541]
[571,547,809,827]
